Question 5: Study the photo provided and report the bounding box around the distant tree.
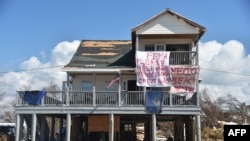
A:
[199,88,224,128]
[220,94,248,124]
[44,81,60,91]
[0,88,16,122]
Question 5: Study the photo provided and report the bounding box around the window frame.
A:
[144,44,166,51]
[82,81,92,91]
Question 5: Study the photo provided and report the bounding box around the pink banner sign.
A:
[136,51,171,87]
[170,65,200,93]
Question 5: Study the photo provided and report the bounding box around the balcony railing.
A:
[16,91,197,107]
[170,51,197,65]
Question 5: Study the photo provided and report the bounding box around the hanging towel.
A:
[23,90,46,105]
[146,91,163,114]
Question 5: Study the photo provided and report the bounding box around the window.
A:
[124,124,132,131]
[145,44,154,51]
[82,81,92,91]
[145,44,165,51]
[166,44,189,51]
[156,44,165,51]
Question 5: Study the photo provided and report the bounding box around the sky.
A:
[0,0,250,107]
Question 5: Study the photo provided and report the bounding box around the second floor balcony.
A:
[16,90,197,108]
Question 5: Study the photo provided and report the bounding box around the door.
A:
[127,80,143,104]
[120,116,150,141]
[120,122,135,141]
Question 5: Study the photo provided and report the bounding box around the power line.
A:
[0,65,64,74]
[0,65,250,77]
[200,67,250,77]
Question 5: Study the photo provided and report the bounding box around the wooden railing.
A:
[16,91,197,107]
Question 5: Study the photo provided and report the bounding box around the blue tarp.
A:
[146,91,163,114]
[23,90,46,105]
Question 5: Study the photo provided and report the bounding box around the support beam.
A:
[109,113,114,141]
[93,73,96,106]
[196,115,201,141]
[15,114,20,141]
[31,113,37,141]
[152,114,156,141]
[66,113,71,141]
[118,72,121,106]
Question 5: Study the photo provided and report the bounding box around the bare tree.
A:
[43,81,62,101]
[220,94,248,124]
[199,88,224,128]
[0,88,16,122]
[44,81,60,91]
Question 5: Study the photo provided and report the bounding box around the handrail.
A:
[16,91,197,107]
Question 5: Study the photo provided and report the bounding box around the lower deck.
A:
[15,113,199,141]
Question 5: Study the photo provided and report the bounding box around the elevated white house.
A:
[15,8,206,141]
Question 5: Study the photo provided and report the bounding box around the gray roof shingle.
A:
[65,40,135,68]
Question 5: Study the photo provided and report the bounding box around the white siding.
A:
[72,74,136,91]
[136,13,199,35]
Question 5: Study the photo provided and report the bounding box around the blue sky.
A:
[0,0,250,105]
[0,0,249,71]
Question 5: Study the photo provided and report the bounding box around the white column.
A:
[31,113,37,141]
[143,87,146,104]
[15,114,20,141]
[152,114,156,141]
[118,71,121,106]
[109,114,114,141]
[66,113,71,141]
[136,34,139,51]
[66,73,70,106]
[93,73,96,106]
[196,115,201,141]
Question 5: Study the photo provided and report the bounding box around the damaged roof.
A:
[65,40,135,68]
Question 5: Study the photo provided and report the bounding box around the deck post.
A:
[31,113,37,141]
[109,113,114,141]
[118,72,121,106]
[93,73,96,106]
[15,114,21,141]
[152,114,156,141]
[196,115,201,141]
[66,74,70,105]
[66,113,71,141]
[169,93,172,106]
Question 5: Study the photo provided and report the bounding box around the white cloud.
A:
[0,40,80,102]
[199,40,250,104]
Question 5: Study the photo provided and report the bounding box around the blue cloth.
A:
[23,90,46,105]
[146,91,163,114]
